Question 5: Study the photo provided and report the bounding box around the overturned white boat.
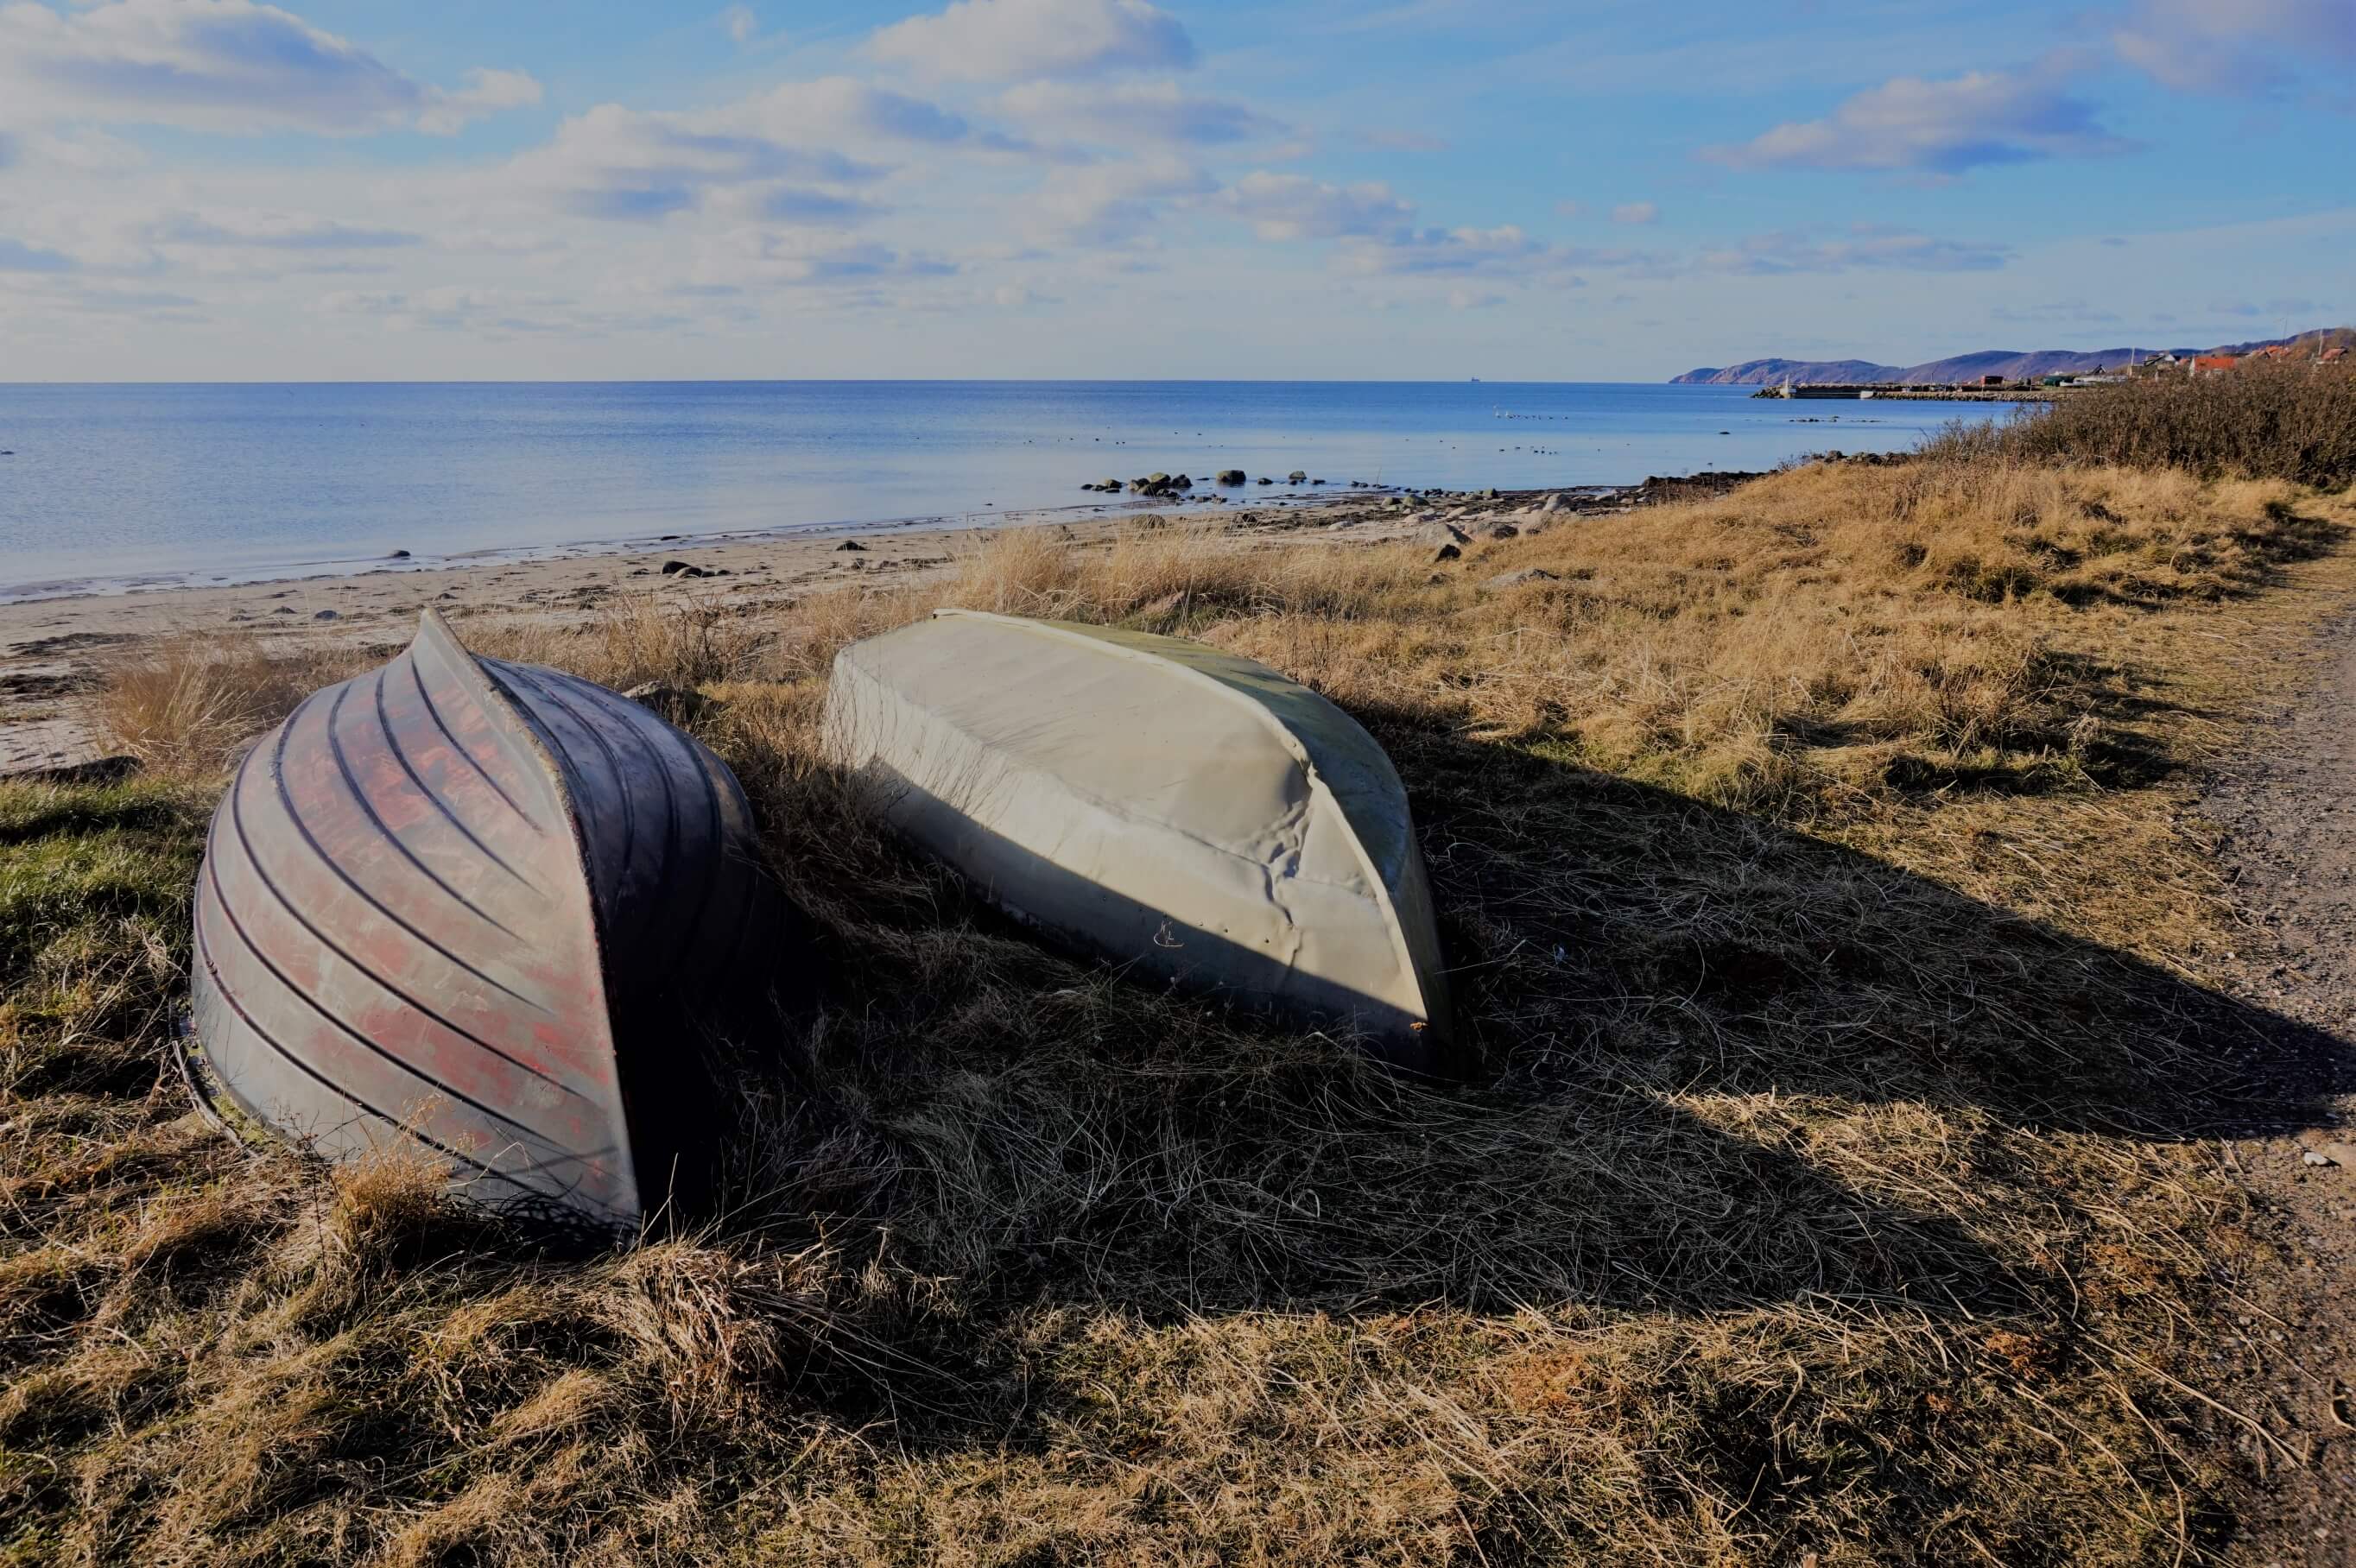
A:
[825,610,1454,1072]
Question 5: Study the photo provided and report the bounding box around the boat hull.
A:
[187,610,786,1233]
[825,610,1454,1073]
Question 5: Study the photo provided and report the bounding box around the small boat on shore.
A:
[185,610,792,1235]
[825,610,1454,1073]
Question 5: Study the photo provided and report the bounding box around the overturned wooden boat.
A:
[186,609,790,1234]
[825,610,1454,1072]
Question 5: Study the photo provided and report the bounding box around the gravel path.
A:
[2212,608,2356,1563]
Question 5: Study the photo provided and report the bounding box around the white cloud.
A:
[1610,200,1658,224]
[1213,174,1643,287]
[7,126,146,174]
[1702,66,2131,174]
[507,104,881,221]
[683,227,959,289]
[416,69,542,136]
[0,0,540,136]
[1219,171,1414,242]
[761,77,1015,146]
[499,77,1001,224]
[997,79,1279,146]
[871,0,1194,83]
[145,210,421,250]
[315,284,710,338]
[1343,224,1634,281]
[1697,226,2011,275]
[2114,0,2356,94]
[721,4,758,45]
[0,237,79,273]
[1026,155,1213,244]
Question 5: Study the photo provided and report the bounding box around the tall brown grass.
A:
[10,452,2353,1562]
[90,635,365,778]
[1924,357,2356,487]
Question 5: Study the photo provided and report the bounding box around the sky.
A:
[0,0,2350,382]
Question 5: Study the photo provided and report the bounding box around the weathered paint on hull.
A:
[825,610,1455,1074]
[187,610,786,1234]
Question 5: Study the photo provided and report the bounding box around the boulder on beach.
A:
[1218,469,1246,485]
[835,540,868,553]
[1289,470,1308,484]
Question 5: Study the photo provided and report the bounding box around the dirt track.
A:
[2214,609,2356,1562]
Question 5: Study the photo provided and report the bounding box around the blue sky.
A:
[0,0,2348,380]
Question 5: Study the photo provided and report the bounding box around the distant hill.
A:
[1672,327,2356,385]
[1675,357,1905,386]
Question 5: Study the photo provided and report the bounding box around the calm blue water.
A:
[0,382,2000,597]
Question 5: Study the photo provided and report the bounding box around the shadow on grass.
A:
[696,707,2351,1347]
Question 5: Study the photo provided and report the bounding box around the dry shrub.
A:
[462,596,773,690]
[88,635,367,777]
[940,517,1423,628]
[1924,357,2356,486]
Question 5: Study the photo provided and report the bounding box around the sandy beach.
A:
[0,481,1656,775]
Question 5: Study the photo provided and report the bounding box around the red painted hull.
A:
[187,610,784,1233]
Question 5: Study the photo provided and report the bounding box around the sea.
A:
[0,381,2009,600]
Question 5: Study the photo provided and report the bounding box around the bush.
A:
[1922,357,2356,487]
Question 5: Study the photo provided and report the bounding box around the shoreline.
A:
[0,477,1658,776]
[0,493,1224,609]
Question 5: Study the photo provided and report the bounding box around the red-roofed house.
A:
[2322,346,2348,364]
[2191,355,2239,376]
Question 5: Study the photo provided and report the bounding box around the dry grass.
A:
[88,637,364,779]
[6,454,2356,1562]
[1926,357,2356,488]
